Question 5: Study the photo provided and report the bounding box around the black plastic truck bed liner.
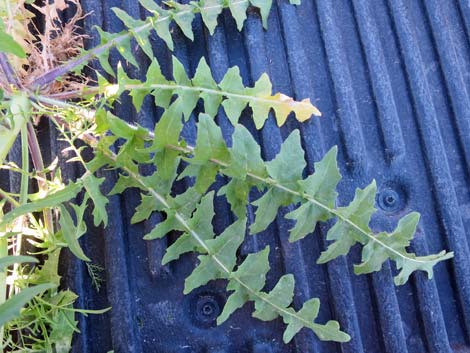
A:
[56,1,470,352]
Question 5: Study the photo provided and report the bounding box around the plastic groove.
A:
[315,0,368,175]
[456,0,470,45]
[100,174,144,353]
[423,0,470,172]
[371,264,409,353]
[389,0,470,339]
[46,0,470,351]
[412,230,452,353]
[351,1,406,164]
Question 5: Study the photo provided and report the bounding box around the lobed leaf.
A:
[141,116,453,285]
[0,283,55,327]
[82,174,109,227]
[0,182,82,228]
[59,199,90,262]
[108,56,320,128]
[184,219,246,294]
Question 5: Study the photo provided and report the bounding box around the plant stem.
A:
[8,126,31,297]
[0,53,20,88]
[0,235,6,346]
[26,123,53,234]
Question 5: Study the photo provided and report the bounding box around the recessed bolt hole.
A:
[202,303,214,316]
[377,185,406,213]
[190,292,223,328]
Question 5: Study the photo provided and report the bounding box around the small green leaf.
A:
[251,130,305,234]
[0,183,82,228]
[253,274,295,321]
[0,94,30,165]
[59,203,91,262]
[0,256,38,271]
[184,219,246,294]
[82,174,109,227]
[317,181,377,264]
[0,283,55,327]
[172,57,199,120]
[192,58,221,117]
[286,146,340,241]
[218,246,270,324]
[249,0,273,29]
[198,0,224,35]
[0,19,26,58]
[282,298,350,343]
[266,130,305,189]
[179,114,230,192]
[229,0,249,30]
[162,191,215,264]
[224,125,267,180]
[219,66,247,125]
[171,3,195,40]
[250,188,286,234]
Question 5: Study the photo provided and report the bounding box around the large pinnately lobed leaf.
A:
[105,57,320,129]
[85,109,453,344]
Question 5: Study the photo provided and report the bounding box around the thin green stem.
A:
[0,236,7,345]
[10,125,30,297]
[26,123,53,235]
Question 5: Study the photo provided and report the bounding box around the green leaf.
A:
[282,298,350,343]
[150,104,184,181]
[192,58,221,117]
[82,174,109,227]
[250,188,286,234]
[217,246,270,324]
[192,114,229,163]
[224,125,267,180]
[285,146,340,241]
[249,0,273,29]
[0,183,82,228]
[0,283,55,327]
[219,66,247,125]
[251,130,305,234]
[0,19,26,58]
[317,181,377,264]
[253,274,294,321]
[184,218,246,294]
[229,0,249,31]
[151,14,174,51]
[171,3,195,40]
[179,114,230,192]
[352,212,454,285]
[109,174,143,195]
[59,202,90,262]
[218,179,250,219]
[266,130,305,189]
[0,256,38,271]
[198,0,224,35]
[112,8,153,59]
[131,193,162,224]
[143,188,201,240]
[162,191,215,264]
[0,94,30,165]
[172,57,200,120]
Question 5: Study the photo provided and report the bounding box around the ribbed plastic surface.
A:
[57,1,470,352]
